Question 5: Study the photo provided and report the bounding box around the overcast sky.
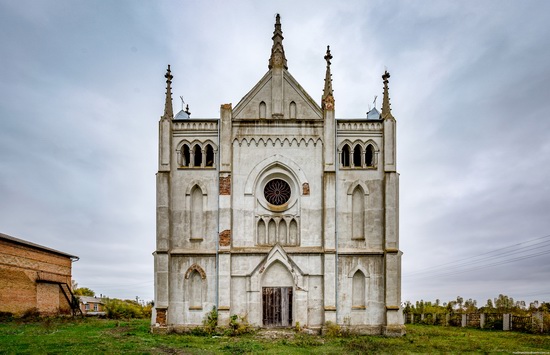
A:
[1,0,549,306]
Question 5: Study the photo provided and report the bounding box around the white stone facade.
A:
[153,15,404,335]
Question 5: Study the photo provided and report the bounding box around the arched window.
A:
[182,144,190,167]
[189,271,203,309]
[190,186,204,239]
[258,219,266,245]
[268,219,276,245]
[259,101,266,119]
[289,219,298,246]
[341,144,350,167]
[278,219,287,245]
[352,186,364,240]
[352,270,366,308]
[289,101,296,119]
[365,144,375,167]
[353,145,362,168]
[205,144,214,167]
[193,145,202,167]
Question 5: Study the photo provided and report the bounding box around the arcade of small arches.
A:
[257,216,300,246]
[177,141,217,168]
[339,141,378,169]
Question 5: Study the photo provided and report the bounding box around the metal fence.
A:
[404,312,547,333]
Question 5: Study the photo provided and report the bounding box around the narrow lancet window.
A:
[289,219,298,246]
[205,144,214,167]
[341,145,350,167]
[189,271,203,309]
[190,186,204,239]
[278,219,287,245]
[193,145,202,167]
[352,270,366,308]
[353,145,362,168]
[182,144,190,167]
[258,219,267,245]
[268,219,276,244]
[352,186,364,240]
[289,101,296,119]
[259,101,267,119]
[365,144,375,167]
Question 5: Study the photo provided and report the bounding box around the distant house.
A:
[78,296,105,316]
[0,232,80,316]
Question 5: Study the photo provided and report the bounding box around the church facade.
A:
[153,15,404,335]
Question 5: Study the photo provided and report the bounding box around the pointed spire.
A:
[163,65,174,119]
[268,14,288,70]
[381,70,395,120]
[322,46,335,111]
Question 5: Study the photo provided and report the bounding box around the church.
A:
[153,14,404,335]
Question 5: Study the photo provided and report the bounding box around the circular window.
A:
[263,179,291,205]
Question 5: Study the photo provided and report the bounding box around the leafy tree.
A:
[74,287,96,297]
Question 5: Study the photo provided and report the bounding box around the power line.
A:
[408,248,550,280]
[405,234,550,277]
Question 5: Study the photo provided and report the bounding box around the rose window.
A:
[264,179,291,205]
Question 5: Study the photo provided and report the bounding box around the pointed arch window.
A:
[341,144,351,167]
[193,145,202,167]
[352,270,366,309]
[182,144,191,167]
[365,144,375,167]
[205,144,214,167]
[353,145,362,168]
[268,219,277,245]
[288,219,298,246]
[278,219,288,245]
[258,219,267,245]
[190,186,204,240]
[189,271,203,309]
[259,101,267,119]
[289,101,296,119]
[352,186,365,240]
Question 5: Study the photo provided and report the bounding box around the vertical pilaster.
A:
[218,104,233,324]
[323,171,336,323]
[271,68,284,117]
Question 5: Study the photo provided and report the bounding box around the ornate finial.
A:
[322,45,334,111]
[268,14,288,69]
[163,65,174,119]
[381,70,394,120]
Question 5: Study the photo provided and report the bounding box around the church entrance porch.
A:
[262,287,293,327]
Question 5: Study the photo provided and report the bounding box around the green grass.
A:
[1,318,549,354]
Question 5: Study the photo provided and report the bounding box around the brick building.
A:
[0,232,79,316]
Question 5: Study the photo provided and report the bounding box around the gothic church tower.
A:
[153,14,404,336]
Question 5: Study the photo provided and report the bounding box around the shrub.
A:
[202,306,218,335]
[226,314,252,336]
[324,321,342,337]
[104,299,150,319]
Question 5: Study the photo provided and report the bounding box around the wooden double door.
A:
[262,287,293,327]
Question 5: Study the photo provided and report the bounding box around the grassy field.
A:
[1,318,549,354]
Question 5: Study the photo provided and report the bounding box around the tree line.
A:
[404,294,550,315]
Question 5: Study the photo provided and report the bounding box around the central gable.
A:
[232,69,322,120]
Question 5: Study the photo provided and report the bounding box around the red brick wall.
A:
[0,238,73,316]
[219,175,231,195]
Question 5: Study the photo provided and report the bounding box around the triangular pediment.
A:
[233,69,322,120]
[250,244,304,278]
